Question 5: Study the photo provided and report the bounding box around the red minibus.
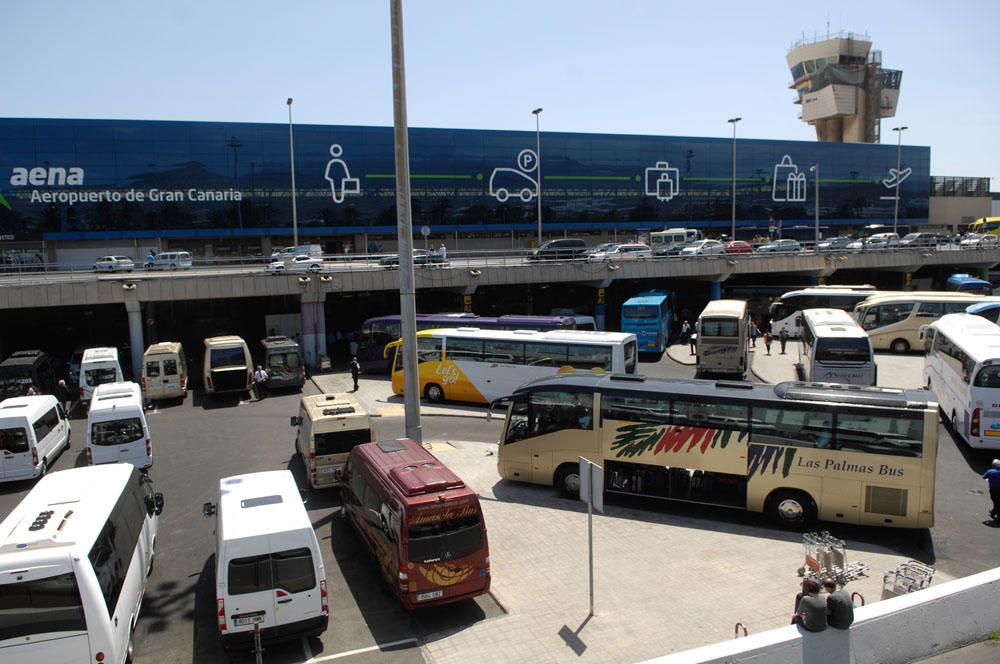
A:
[342,438,491,609]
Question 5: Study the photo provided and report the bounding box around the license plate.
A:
[233,612,265,626]
[416,590,443,602]
[318,465,337,474]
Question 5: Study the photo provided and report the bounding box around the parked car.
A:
[959,233,999,249]
[899,232,950,248]
[680,239,725,256]
[816,236,853,252]
[757,239,802,253]
[722,240,753,254]
[585,242,618,258]
[93,255,135,272]
[848,232,900,252]
[378,249,447,267]
[526,238,588,261]
[586,243,652,262]
[266,254,325,273]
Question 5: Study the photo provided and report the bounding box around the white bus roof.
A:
[698,299,748,318]
[930,314,1000,363]
[301,392,369,420]
[780,286,879,299]
[204,335,248,347]
[801,309,869,339]
[0,465,137,557]
[81,346,118,362]
[418,328,634,344]
[144,341,183,355]
[0,394,59,422]
[856,292,998,307]
[217,470,312,541]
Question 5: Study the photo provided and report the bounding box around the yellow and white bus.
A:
[922,313,1000,450]
[695,299,749,378]
[388,327,637,404]
[491,373,937,528]
[854,291,1000,353]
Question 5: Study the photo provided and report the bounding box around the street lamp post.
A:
[287,98,299,247]
[809,164,820,248]
[892,126,908,235]
[727,117,741,241]
[532,107,543,246]
[226,136,243,229]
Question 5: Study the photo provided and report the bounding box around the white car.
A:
[960,233,999,249]
[93,255,135,272]
[266,254,324,273]
[586,243,652,262]
[680,239,725,256]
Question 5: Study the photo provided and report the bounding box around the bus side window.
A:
[504,399,531,444]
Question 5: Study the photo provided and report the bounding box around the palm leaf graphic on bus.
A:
[609,423,746,458]
[417,563,474,587]
[747,443,797,478]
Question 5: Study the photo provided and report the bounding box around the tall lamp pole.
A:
[727,117,741,240]
[892,125,908,235]
[226,136,243,229]
[287,98,299,247]
[532,107,543,246]
[809,164,820,248]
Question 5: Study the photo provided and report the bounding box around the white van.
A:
[149,251,193,270]
[141,341,188,401]
[271,244,322,262]
[203,336,253,396]
[0,464,163,664]
[0,395,71,482]
[79,346,125,405]
[292,393,373,489]
[203,470,328,649]
[87,382,152,470]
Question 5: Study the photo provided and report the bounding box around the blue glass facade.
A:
[0,118,930,241]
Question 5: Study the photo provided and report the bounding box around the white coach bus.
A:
[798,308,876,386]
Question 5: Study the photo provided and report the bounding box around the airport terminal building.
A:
[0,117,931,263]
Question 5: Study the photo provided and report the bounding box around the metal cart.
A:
[882,560,935,599]
[797,531,869,586]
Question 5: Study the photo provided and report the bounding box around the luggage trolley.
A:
[882,560,935,599]
[797,531,869,586]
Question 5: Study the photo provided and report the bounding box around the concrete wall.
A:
[642,567,1000,664]
[929,196,991,230]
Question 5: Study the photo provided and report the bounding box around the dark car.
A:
[757,239,801,253]
[379,249,448,267]
[527,238,588,261]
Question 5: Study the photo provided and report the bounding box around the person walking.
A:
[253,365,268,400]
[350,356,361,392]
[56,379,72,414]
[763,330,773,355]
[791,578,827,632]
[437,243,447,261]
[749,320,759,348]
[823,578,855,629]
[984,458,1000,522]
[680,320,692,345]
[779,328,789,354]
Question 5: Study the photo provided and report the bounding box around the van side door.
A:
[267,532,323,625]
[0,424,32,479]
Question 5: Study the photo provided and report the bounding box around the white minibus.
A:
[0,395,71,482]
[855,292,1000,353]
[798,308,876,386]
[203,336,253,396]
[292,393,373,489]
[141,341,188,401]
[149,251,192,270]
[695,299,749,378]
[203,470,328,649]
[922,313,1000,450]
[0,464,164,664]
[87,382,152,470]
[79,346,125,405]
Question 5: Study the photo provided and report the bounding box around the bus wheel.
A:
[425,383,444,402]
[890,338,910,353]
[767,490,815,529]
[555,464,581,498]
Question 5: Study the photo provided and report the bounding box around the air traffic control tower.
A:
[787,32,901,143]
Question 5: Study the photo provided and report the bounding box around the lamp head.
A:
[287,97,293,106]
[532,107,543,115]
[728,117,741,124]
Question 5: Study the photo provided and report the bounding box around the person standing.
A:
[56,379,72,414]
[791,578,828,632]
[763,330,773,356]
[823,578,855,629]
[779,328,789,355]
[985,458,1000,522]
[680,320,692,345]
[350,356,361,392]
[253,365,268,400]
[749,320,759,348]
[437,243,447,261]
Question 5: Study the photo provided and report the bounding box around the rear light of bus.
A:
[398,567,409,593]
[217,598,227,632]
[971,408,981,437]
[79,386,84,399]
[320,579,329,615]
[95,653,105,662]
[86,447,92,464]
[485,554,491,576]
[31,446,39,468]
[146,438,152,458]
[246,371,252,388]
[141,376,146,391]
[206,376,213,391]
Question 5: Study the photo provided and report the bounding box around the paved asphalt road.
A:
[0,349,995,663]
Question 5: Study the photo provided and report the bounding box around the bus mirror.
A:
[154,493,164,516]
[202,501,215,517]
[488,396,511,422]
[290,415,301,427]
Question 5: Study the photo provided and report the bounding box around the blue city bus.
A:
[946,273,992,295]
[620,290,674,354]
[355,313,576,372]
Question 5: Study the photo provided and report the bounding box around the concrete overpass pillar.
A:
[300,291,327,369]
[710,282,721,300]
[124,296,144,382]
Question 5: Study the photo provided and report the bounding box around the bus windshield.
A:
[815,338,871,363]
[407,513,483,563]
[210,347,246,368]
[700,317,739,337]
[0,572,87,641]
[623,305,660,319]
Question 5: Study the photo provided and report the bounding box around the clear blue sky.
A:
[5,1,998,188]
